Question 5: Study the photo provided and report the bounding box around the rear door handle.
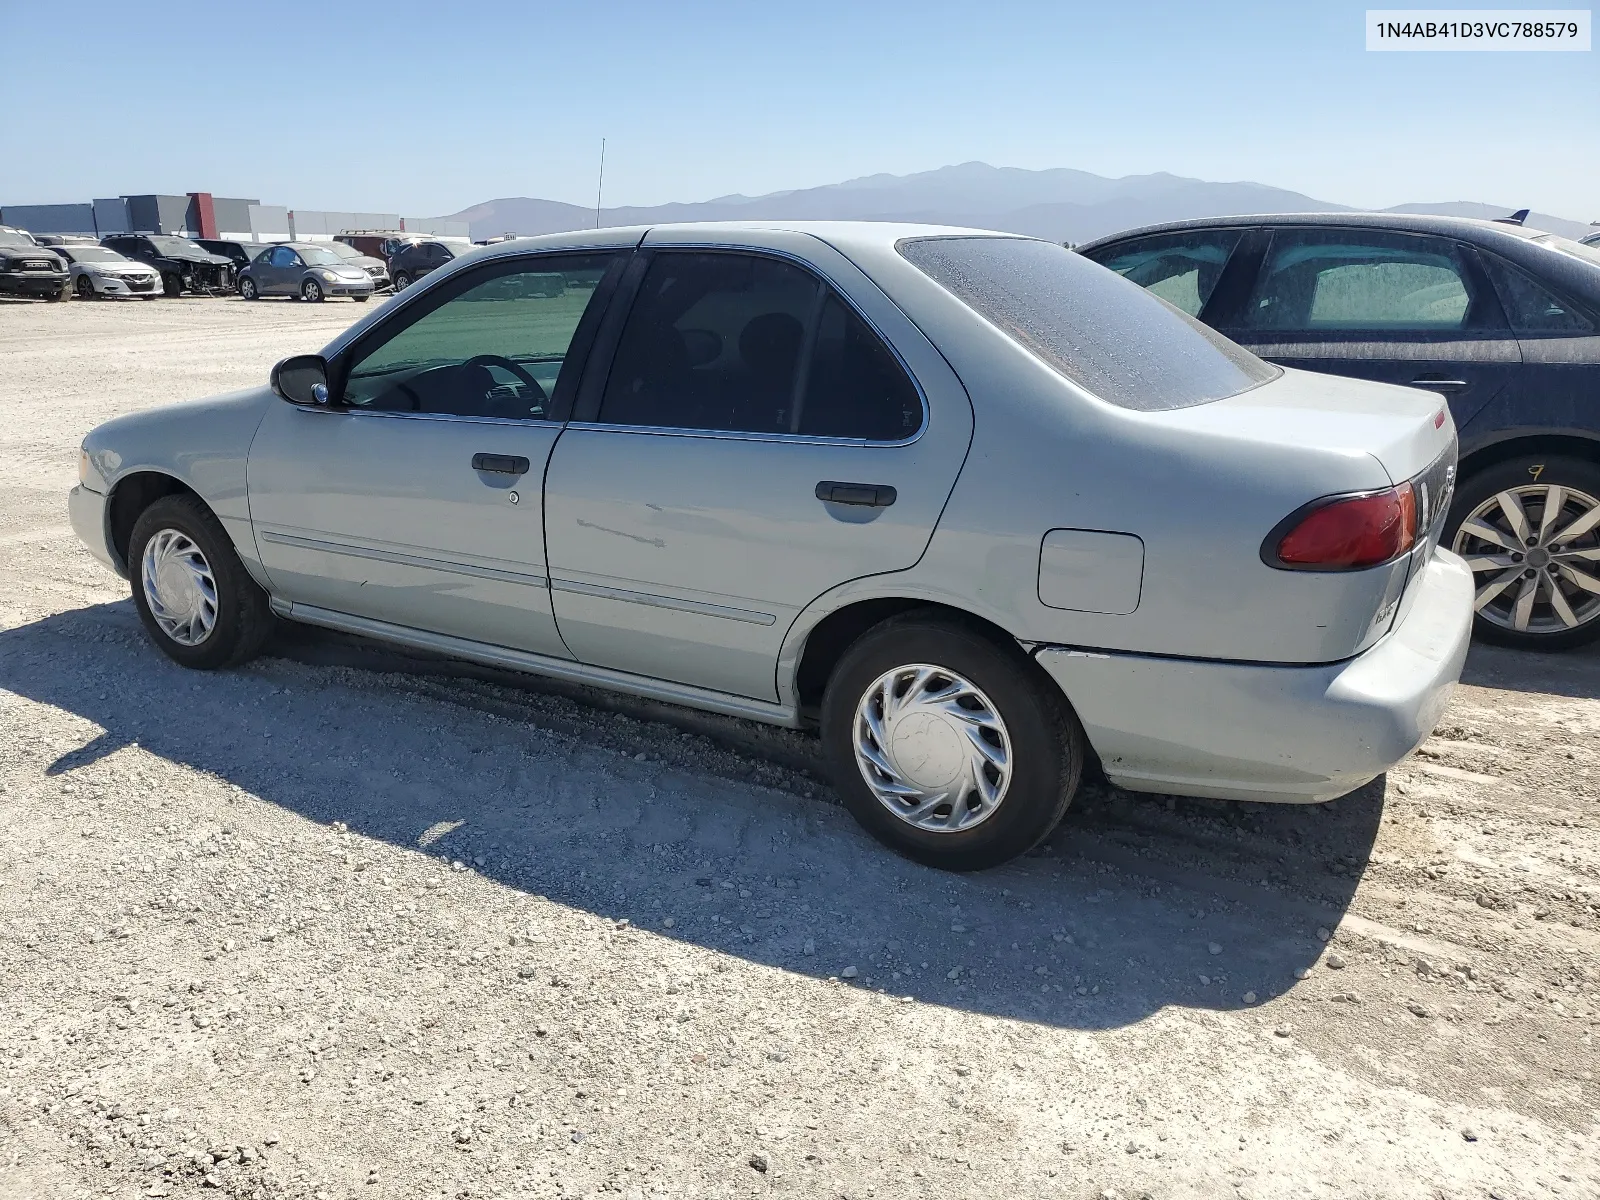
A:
[815,481,897,507]
[1410,376,1469,391]
[472,453,530,475]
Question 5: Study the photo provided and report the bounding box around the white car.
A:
[59,244,162,299]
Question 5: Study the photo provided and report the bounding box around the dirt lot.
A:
[1,297,1597,1200]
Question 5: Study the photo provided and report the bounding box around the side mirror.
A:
[270,354,331,406]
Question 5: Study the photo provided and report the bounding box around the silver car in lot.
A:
[237,242,374,302]
[58,244,163,299]
[70,223,1472,870]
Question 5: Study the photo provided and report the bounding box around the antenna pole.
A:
[595,138,606,229]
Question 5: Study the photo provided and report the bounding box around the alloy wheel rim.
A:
[852,663,1012,834]
[1453,483,1600,635]
[140,528,218,647]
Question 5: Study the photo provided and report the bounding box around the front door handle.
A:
[472,453,530,475]
[1411,375,1469,392]
[816,481,897,507]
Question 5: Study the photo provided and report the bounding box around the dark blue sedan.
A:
[1079,213,1600,651]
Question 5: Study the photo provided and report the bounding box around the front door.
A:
[543,247,971,701]
[1214,227,1522,431]
[259,245,299,295]
[247,251,624,657]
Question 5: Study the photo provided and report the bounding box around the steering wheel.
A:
[461,354,548,416]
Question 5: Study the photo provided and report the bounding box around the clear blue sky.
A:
[4,0,1595,220]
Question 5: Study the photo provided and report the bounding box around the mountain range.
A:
[434,161,1594,244]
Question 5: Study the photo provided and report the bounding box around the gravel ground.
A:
[1,297,1597,1200]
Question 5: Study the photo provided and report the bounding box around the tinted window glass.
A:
[269,247,296,267]
[343,253,615,419]
[599,252,922,439]
[1087,229,1242,316]
[1482,254,1595,334]
[899,236,1276,412]
[1245,230,1473,331]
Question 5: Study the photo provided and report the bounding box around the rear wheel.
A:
[74,274,95,299]
[1448,455,1600,651]
[302,278,324,303]
[239,276,259,301]
[128,495,273,670]
[820,614,1085,870]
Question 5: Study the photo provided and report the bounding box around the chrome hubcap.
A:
[140,529,218,646]
[1453,483,1600,635]
[853,664,1012,833]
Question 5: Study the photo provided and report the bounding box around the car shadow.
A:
[3,600,1378,1032]
[1460,636,1600,702]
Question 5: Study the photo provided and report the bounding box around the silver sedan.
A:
[70,223,1472,869]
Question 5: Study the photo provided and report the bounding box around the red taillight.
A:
[1268,483,1417,570]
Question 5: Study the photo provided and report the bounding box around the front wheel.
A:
[1448,455,1600,651]
[820,615,1085,870]
[353,293,369,302]
[128,495,273,670]
[239,276,259,300]
[162,273,181,297]
[391,271,411,291]
[302,278,324,303]
[74,274,95,299]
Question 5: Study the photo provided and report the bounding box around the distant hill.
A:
[438,161,1592,243]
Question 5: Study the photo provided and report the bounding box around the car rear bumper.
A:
[69,484,123,576]
[0,270,68,296]
[1035,547,1473,804]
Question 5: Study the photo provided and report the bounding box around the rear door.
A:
[1211,226,1521,433]
[542,238,973,702]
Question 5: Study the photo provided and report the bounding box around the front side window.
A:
[342,252,617,419]
[1481,254,1595,334]
[900,235,1276,412]
[1244,230,1475,331]
[598,252,922,439]
[1086,229,1243,317]
[269,246,297,268]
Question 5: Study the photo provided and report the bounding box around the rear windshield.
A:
[898,236,1278,411]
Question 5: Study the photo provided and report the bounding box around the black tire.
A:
[1446,454,1600,651]
[820,614,1085,870]
[74,274,95,299]
[162,273,181,297]
[48,284,69,302]
[392,271,411,291]
[353,294,369,302]
[302,278,324,303]
[128,494,273,670]
[239,276,259,301]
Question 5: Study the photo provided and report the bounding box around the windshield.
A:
[298,246,348,266]
[0,230,38,247]
[148,237,208,256]
[1533,233,1600,271]
[65,247,128,264]
[899,236,1278,411]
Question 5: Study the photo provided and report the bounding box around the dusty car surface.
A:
[100,234,234,297]
[70,223,1472,869]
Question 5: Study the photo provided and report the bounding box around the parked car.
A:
[388,239,469,290]
[1079,213,1600,650]
[1582,230,1600,248]
[198,239,277,274]
[323,238,390,290]
[33,233,100,247]
[56,244,162,299]
[237,242,374,302]
[71,223,1470,870]
[334,230,411,261]
[0,226,69,300]
[100,234,234,296]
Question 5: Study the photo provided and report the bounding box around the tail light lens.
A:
[1265,483,1417,570]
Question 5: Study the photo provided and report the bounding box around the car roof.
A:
[1072,211,1561,252]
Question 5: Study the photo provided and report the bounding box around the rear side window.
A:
[899,236,1276,412]
[1244,230,1474,331]
[1086,229,1242,317]
[599,252,922,439]
[1481,254,1595,334]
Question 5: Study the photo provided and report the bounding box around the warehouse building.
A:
[2,193,464,242]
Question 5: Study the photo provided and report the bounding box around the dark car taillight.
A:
[1264,483,1418,571]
